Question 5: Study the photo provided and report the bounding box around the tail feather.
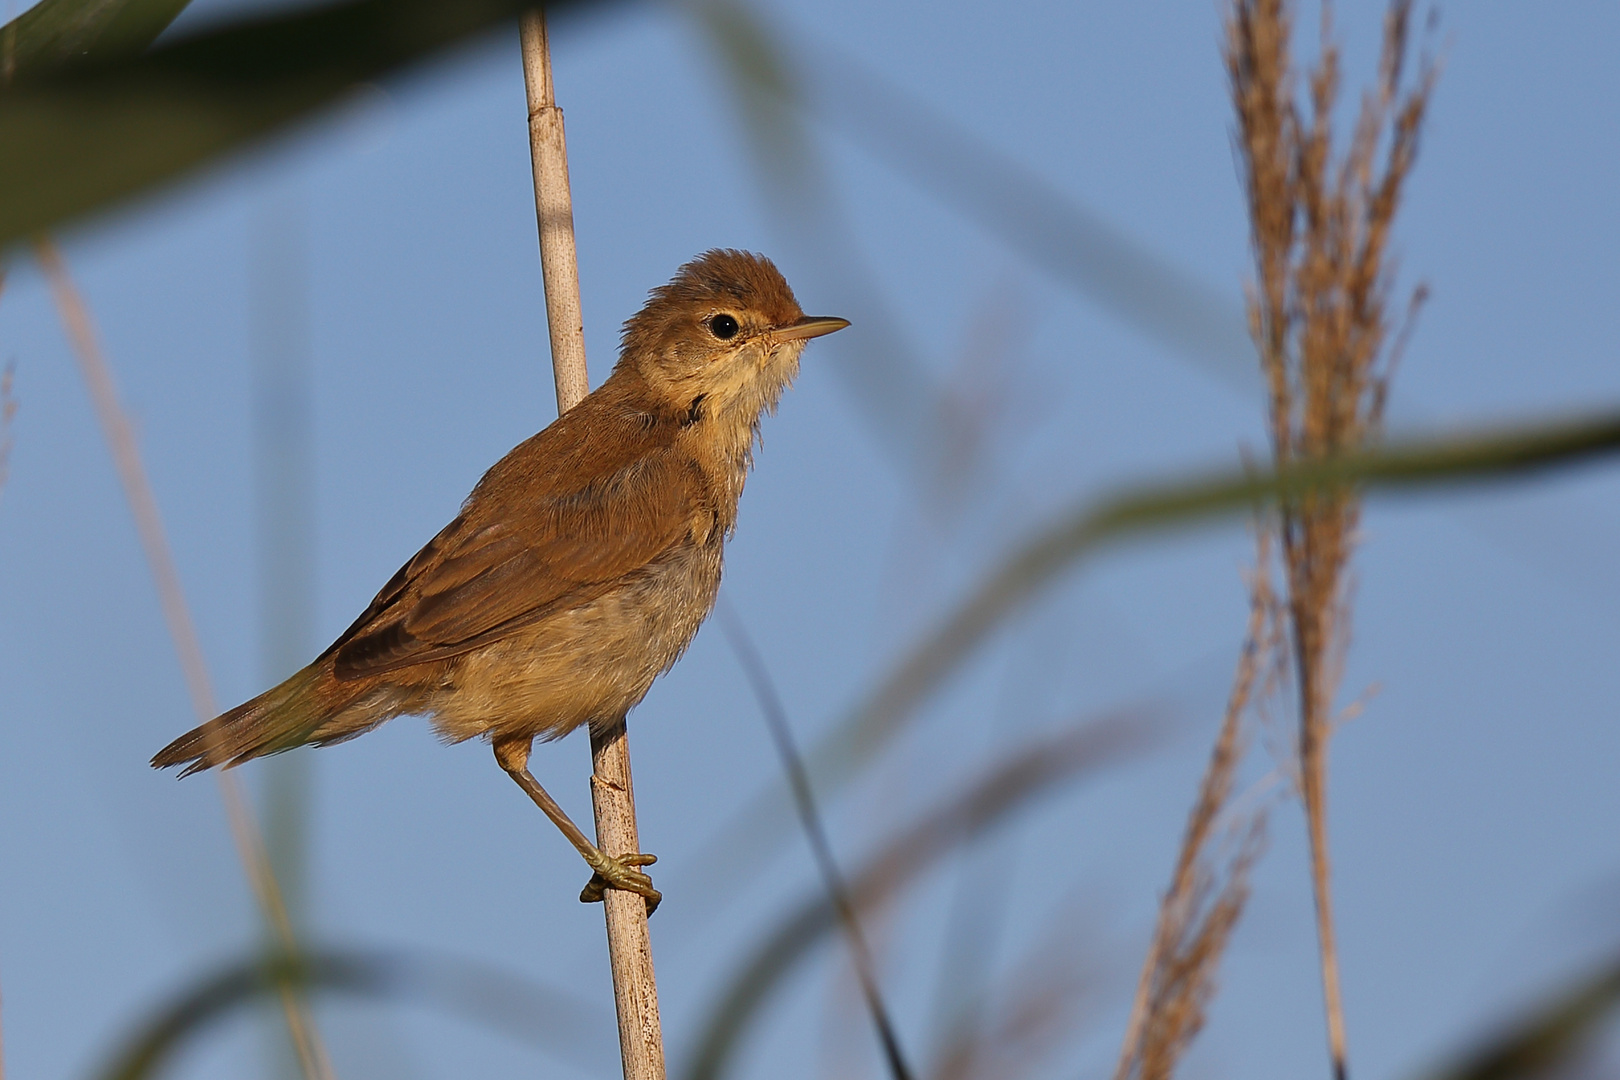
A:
[152,665,344,777]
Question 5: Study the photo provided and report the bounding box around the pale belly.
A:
[423,539,724,744]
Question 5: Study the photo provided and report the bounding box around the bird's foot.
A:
[580,851,661,914]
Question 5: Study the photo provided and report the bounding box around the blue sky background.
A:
[2,1,1620,1078]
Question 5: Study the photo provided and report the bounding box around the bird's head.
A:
[617,250,847,427]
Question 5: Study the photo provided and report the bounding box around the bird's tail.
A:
[152,664,353,777]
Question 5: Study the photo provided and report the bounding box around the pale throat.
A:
[681,342,800,503]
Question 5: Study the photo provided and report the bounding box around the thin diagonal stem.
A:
[33,236,334,1080]
[718,600,916,1080]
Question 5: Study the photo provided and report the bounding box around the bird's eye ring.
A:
[708,313,741,340]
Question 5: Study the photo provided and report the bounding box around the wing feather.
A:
[325,403,699,680]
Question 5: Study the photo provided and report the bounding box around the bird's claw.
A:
[581,851,661,914]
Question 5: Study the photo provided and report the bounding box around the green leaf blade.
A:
[2,0,194,84]
[701,409,1620,879]
[0,0,620,250]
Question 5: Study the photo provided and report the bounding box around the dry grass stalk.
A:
[518,13,667,1079]
[1113,548,1272,1080]
[32,237,336,1080]
[1224,2,1435,1077]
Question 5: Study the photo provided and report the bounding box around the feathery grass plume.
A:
[1225,2,1436,1076]
[1114,543,1273,1080]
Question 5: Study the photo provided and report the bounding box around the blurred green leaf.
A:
[0,0,619,250]
[691,0,952,480]
[810,53,1256,389]
[0,0,193,84]
[707,408,1620,871]
[691,0,1255,390]
[1415,953,1620,1080]
[688,0,803,186]
[90,946,615,1080]
[683,709,1154,1080]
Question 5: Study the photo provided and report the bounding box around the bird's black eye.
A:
[708,313,740,340]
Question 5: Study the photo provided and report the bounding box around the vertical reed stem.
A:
[521,12,589,412]
[1301,706,1348,1080]
[33,237,334,1080]
[519,13,667,1080]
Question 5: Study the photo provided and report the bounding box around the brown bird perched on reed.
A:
[153,249,847,908]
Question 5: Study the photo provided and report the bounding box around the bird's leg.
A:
[493,736,661,913]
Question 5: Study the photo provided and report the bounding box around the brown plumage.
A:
[152,250,846,905]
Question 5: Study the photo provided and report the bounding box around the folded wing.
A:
[324,434,698,680]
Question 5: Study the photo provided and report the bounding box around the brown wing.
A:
[324,400,699,680]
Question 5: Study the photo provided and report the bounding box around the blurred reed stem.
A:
[33,236,335,1080]
[251,194,319,1077]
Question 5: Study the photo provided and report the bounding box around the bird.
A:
[153,249,847,909]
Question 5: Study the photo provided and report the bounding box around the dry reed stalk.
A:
[1113,544,1272,1080]
[32,237,336,1080]
[518,13,666,1079]
[1224,3,1435,1077]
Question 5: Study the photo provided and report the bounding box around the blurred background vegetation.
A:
[3,1,1620,1078]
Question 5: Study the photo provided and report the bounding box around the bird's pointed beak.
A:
[772,315,850,341]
